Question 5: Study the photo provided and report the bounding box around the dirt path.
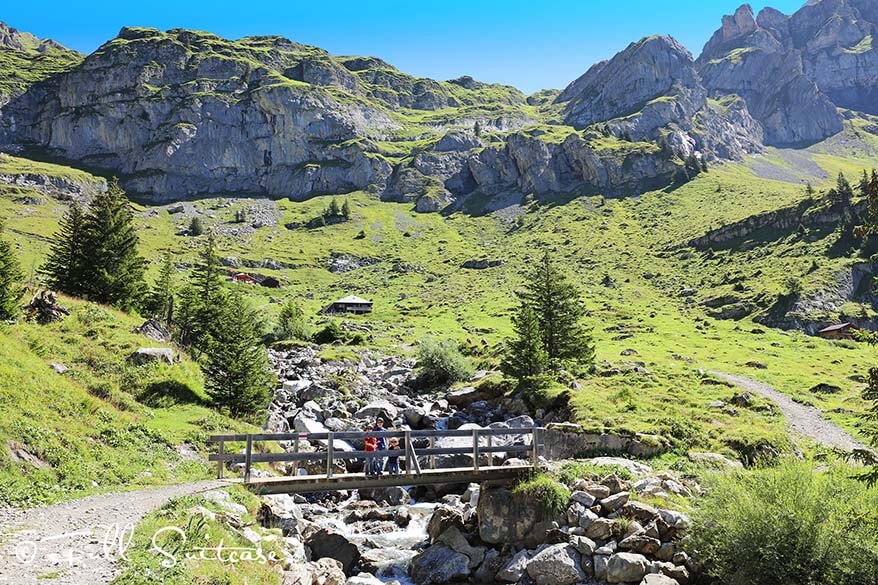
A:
[0,479,235,584]
[710,371,869,452]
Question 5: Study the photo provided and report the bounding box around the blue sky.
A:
[4,0,805,93]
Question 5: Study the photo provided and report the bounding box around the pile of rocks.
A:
[411,473,696,585]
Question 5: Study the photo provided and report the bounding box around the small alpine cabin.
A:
[322,295,373,314]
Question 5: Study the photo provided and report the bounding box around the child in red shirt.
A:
[364,424,378,476]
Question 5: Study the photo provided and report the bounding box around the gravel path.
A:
[0,479,235,584]
[710,371,869,452]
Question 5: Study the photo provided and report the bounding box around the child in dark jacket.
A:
[386,437,401,474]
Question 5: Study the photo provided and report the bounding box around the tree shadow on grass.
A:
[139,380,207,408]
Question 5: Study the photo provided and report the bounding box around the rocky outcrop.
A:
[555,35,763,161]
[682,191,862,249]
[695,1,878,146]
[0,28,397,200]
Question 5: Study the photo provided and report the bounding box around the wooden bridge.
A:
[207,427,544,494]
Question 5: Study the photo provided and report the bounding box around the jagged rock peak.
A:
[0,21,76,54]
[556,35,700,128]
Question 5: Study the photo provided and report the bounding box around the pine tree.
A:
[501,304,549,390]
[341,199,351,220]
[859,169,870,198]
[203,291,274,416]
[79,179,146,309]
[836,171,853,205]
[474,120,482,137]
[0,224,24,321]
[43,202,86,296]
[147,250,175,325]
[519,251,595,369]
[189,233,224,350]
[805,182,815,197]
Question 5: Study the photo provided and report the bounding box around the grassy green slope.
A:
[0,296,255,507]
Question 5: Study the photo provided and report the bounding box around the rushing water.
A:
[313,497,436,585]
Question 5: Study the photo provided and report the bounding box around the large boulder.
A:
[495,549,529,582]
[306,528,361,576]
[354,399,398,421]
[477,485,558,548]
[409,544,471,585]
[606,553,649,584]
[358,486,411,506]
[127,347,174,365]
[525,544,587,585]
[257,494,303,537]
[283,558,346,585]
[434,526,486,569]
[641,574,680,585]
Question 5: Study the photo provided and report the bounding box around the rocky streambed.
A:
[225,346,703,584]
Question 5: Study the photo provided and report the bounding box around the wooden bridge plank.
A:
[244,465,533,495]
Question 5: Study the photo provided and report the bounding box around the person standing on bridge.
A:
[375,417,388,475]
[364,424,378,476]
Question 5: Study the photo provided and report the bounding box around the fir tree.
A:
[189,233,224,350]
[473,120,482,137]
[501,304,549,390]
[836,171,853,205]
[147,250,175,325]
[79,179,147,309]
[43,202,86,296]
[203,291,274,416]
[0,224,24,321]
[805,182,815,197]
[519,251,595,369]
[859,169,870,197]
[341,199,351,220]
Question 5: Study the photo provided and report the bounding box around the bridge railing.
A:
[207,427,544,484]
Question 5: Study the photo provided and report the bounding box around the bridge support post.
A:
[531,428,539,467]
[293,435,300,477]
[244,435,253,484]
[473,428,480,471]
[486,434,492,468]
[327,432,335,479]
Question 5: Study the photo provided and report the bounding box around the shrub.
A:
[273,300,309,341]
[416,337,474,386]
[513,473,570,519]
[189,217,204,236]
[313,321,343,344]
[687,459,878,585]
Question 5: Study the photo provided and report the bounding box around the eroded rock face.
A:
[695,1,878,146]
[555,35,763,161]
[1,28,397,200]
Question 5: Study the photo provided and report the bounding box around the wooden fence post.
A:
[531,428,539,467]
[244,435,253,484]
[217,439,224,479]
[429,436,436,470]
[293,435,300,477]
[473,428,480,471]
[327,432,335,479]
[486,434,492,469]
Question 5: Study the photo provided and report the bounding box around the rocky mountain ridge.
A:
[1,0,878,208]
